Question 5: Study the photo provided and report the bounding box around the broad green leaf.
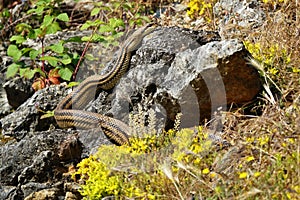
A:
[19,67,29,77]
[7,45,22,61]
[22,47,34,55]
[81,36,91,41]
[59,67,73,81]
[10,35,25,44]
[46,22,61,34]
[109,18,124,29]
[15,23,32,32]
[27,5,44,15]
[91,8,100,16]
[41,56,59,67]
[61,57,71,65]
[31,28,43,38]
[19,67,36,79]
[81,19,104,30]
[56,13,69,22]
[49,42,64,54]
[29,49,40,59]
[40,56,59,61]
[80,21,92,30]
[41,15,54,29]
[99,24,113,33]
[81,34,104,42]
[113,31,124,39]
[6,63,20,78]
[24,69,36,79]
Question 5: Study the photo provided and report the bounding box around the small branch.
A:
[72,27,97,81]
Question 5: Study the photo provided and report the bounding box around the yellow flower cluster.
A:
[262,0,285,4]
[73,127,217,199]
[243,40,291,75]
[187,0,216,21]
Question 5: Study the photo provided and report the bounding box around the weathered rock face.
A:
[110,27,261,129]
[213,0,265,38]
[0,26,262,199]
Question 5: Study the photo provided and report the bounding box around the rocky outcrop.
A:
[0,26,262,199]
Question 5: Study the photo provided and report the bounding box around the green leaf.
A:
[7,45,22,61]
[34,67,46,77]
[49,42,64,54]
[67,81,80,88]
[80,21,92,30]
[22,47,34,55]
[61,57,71,65]
[23,69,36,79]
[30,28,43,38]
[6,63,20,78]
[91,7,100,16]
[10,35,26,44]
[41,56,59,67]
[19,67,29,77]
[99,24,113,33]
[19,67,36,79]
[27,5,44,15]
[81,34,104,42]
[40,110,54,119]
[114,31,124,39]
[29,49,40,60]
[56,13,69,22]
[66,36,82,42]
[59,67,73,81]
[46,22,61,34]
[41,15,54,29]
[109,18,124,29]
[80,19,104,30]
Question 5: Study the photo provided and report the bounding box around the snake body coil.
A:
[54,24,156,145]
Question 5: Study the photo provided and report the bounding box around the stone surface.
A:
[110,27,261,129]
[3,76,34,108]
[0,129,86,199]
[214,0,265,38]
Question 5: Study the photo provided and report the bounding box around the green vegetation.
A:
[1,0,299,199]
[2,0,150,90]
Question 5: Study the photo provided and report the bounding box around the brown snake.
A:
[54,24,157,145]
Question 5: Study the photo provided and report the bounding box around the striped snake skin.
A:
[54,24,157,145]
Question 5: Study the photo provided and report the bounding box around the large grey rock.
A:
[109,27,261,129]
[1,84,67,139]
[0,129,84,199]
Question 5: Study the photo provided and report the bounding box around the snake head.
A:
[124,23,158,51]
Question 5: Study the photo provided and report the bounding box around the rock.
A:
[24,188,60,200]
[0,128,109,199]
[3,77,34,109]
[213,0,266,38]
[109,26,261,129]
[0,84,69,139]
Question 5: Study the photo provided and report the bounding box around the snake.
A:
[54,23,157,145]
